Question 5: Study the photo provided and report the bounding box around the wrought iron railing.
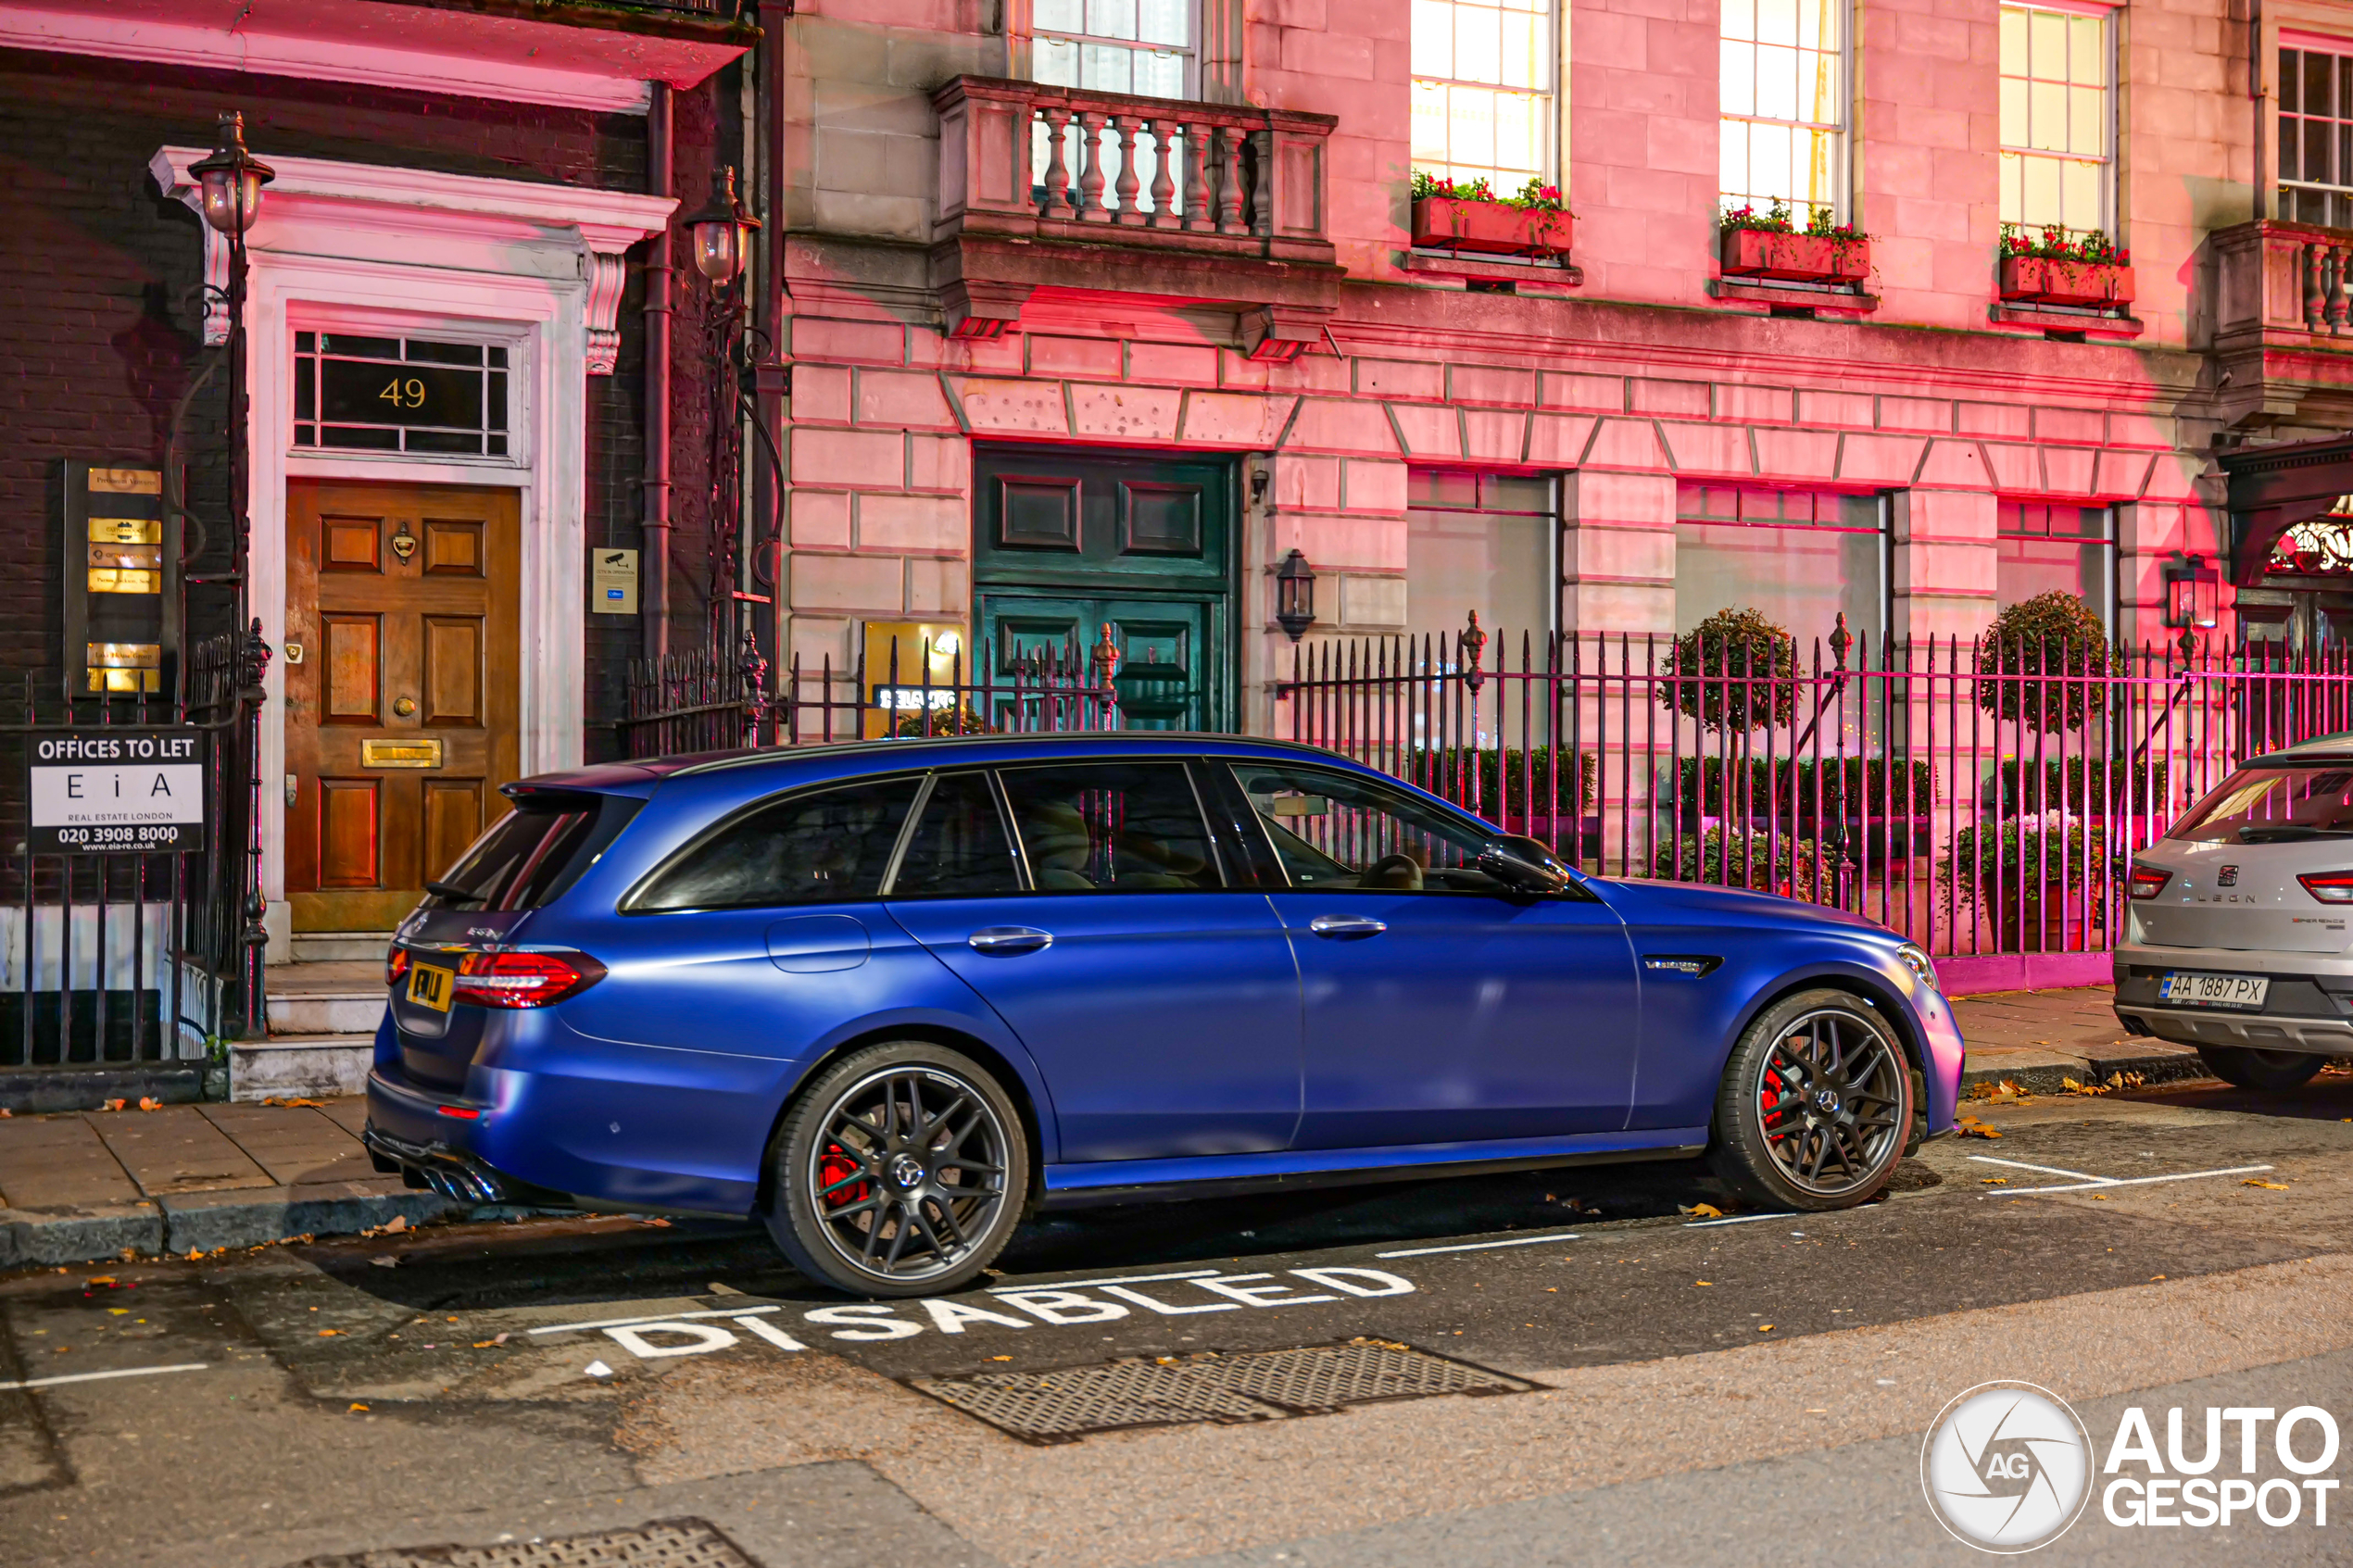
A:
[619,635,1117,758]
[1280,615,2353,971]
[0,626,267,1072]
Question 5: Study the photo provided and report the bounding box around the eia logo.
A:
[1922,1382,2095,1552]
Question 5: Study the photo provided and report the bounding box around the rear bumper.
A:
[2114,1005,2353,1057]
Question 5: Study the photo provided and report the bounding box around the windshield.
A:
[2168,764,2353,844]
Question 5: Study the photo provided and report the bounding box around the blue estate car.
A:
[363,733,1964,1297]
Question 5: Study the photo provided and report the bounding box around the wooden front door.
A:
[285,481,521,933]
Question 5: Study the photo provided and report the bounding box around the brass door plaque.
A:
[360,738,444,769]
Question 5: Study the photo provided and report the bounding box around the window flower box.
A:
[1410,195,1571,257]
[1998,255,2135,308]
[1718,229,1869,283]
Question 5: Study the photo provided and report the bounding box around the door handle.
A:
[1308,914,1388,939]
[968,926,1053,955]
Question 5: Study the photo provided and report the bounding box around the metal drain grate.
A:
[910,1338,1528,1443]
[291,1518,759,1568]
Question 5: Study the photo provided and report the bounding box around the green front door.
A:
[973,446,1235,732]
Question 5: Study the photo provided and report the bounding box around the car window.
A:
[888,771,1025,897]
[424,793,643,912]
[996,762,1223,893]
[2171,764,2353,843]
[1228,762,1516,894]
[627,777,923,912]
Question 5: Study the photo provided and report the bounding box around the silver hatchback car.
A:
[2115,734,2353,1090]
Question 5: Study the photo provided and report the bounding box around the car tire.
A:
[1708,988,1918,1212]
[2196,1045,2325,1092]
[763,1039,1030,1298]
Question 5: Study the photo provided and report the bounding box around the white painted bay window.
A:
[1410,0,1558,194]
[1674,484,1886,645]
[1031,0,1194,97]
[1999,2,2112,238]
[1718,0,1847,225]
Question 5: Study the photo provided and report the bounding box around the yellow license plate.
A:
[407,962,455,1012]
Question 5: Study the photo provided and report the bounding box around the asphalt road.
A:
[6,1073,2353,1567]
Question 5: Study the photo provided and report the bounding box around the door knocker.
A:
[390,521,419,564]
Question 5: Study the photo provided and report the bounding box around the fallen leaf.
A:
[1757,1324,1775,1332]
[136,1097,161,1112]
[1957,1124,2002,1139]
[988,1355,1013,1361]
[347,1402,369,1412]
[369,1257,397,1269]
[107,1308,127,1316]
[2244,1178,2291,1190]
[640,1218,672,1228]
[1693,1280,1714,1287]
[1,1107,12,1117]
[1680,1202,1725,1219]
[2089,1194,2110,1201]
[382,1215,409,1235]
[2150,1274,2167,1281]
[87,1276,114,1286]
[318,1329,340,1336]
[101,1098,125,1112]
[1980,1177,2008,1185]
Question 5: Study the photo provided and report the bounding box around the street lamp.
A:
[685,164,760,286]
[1274,548,1317,641]
[189,111,275,1035]
[2164,554,2220,631]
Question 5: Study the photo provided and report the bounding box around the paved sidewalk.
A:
[1950,984,2208,1092]
[0,1096,447,1268]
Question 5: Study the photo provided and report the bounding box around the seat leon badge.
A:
[2217,865,2239,887]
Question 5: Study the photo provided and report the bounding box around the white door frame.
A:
[149,149,673,953]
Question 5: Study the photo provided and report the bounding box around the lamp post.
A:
[2163,553,2220,664]
[188,110,274,1035]
[1274,548,1317,642]
[683,166,778,724]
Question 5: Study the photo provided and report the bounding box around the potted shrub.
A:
[1411,172,1573,257]
[1657,608,1799,738]
[1942,811,2116,952]
[1976,591,2111,736]
[1997,224,2134,307]
[1719,199,1870,283]
[1654,825,1832,901]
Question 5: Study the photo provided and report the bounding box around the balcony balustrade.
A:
[2208,218,2353,429]
[930,76,1340,357]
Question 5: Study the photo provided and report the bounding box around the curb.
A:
[1,1183,457,1269]
[1960,1051,2218,1098]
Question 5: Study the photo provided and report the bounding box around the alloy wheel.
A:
[1752,1008,1906,1198]
[806,1065,1011,1284]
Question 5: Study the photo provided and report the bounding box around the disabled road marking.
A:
[0,1361,208,1393]
[1968,1155,2277,1194]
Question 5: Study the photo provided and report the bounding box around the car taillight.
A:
[2298,871,2353,904]
[2128,864,2172,900]
[451,949,607,1009]
[385,947,411,987]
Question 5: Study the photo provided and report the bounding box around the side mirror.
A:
[1478,834,1572,895]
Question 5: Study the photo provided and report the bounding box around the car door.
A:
[885,760,1302,1162]
[1220,759,1641,1148]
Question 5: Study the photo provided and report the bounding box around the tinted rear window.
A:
[628,777,925,912]
[2171,764,2353,843]
[422,793,644,911]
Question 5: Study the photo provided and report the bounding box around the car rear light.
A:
[2298,871,2353,904]
[385,947,411,987]
[435,1105,482,1120]
[451,949,606,1009]
[2127,864,2172,900]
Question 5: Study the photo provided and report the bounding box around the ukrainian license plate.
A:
[407,961,455,1013]
[2158,971,2270,1010]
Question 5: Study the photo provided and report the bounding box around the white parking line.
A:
[528,1305,784,1336]
[0,1362,208,1393]
[984,1268,1225,1295]
[1684,1212,1798,1228]
[1968,1155,2277,1194]
[1375,1232,1582,1259]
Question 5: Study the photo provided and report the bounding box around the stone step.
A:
[230,1035,376,1101]
[292,930,395,964]
[266,990,385,1035]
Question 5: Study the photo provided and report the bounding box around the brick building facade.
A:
[7,0,2353,950]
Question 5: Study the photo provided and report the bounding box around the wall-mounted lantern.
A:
[1274,549,1316,642]
[684,165,761,287]
[2164,553,2220,630]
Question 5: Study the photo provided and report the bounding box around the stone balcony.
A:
[2208,218,2353,429]
[930,76,1342,361]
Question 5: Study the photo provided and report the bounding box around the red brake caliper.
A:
[1759,1070,1785,1135]
[818,1144,867,1210]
